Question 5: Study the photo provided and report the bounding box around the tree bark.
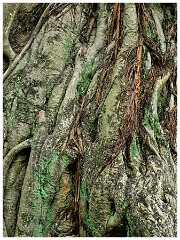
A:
[3,3,177,237]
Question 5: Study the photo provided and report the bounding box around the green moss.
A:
[61,154,70,171]
[125,210,135,236]
[122,201,129,210]
[117,111,123,125]
[44,202,55,233]
[7,114,14,129]
[143,229,150,237]
[143,106,167,147]
[24,213,34,228]
[130,133,140,160]
[107,114,113,125]
[143,108,160,139]
[29,138,34,147]
[85,211,99,236]
[33,221,43,237]
[76,59,95,98]
[15,82,22,91]
[29,124,36,137]
[73,23,81,35]
[80,178,99,236]
[9,69,24,84]
[32,151,60,236]
[157,92,166,122]
[63,36,74,61]
[146,23,152,40]
[154,117,160,140]
[3,98,11,112]
[18,135,28,144]
[17,227,25,236]
[122,202,135,237]
[145,21,158,43]
[128,133,142,177]
[80,178,89,202]
[152,3,162,11]
[42,152,59,171]
[19,211,35,235]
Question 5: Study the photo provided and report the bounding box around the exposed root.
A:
[100,30,143,173]
[151,72,171,117]
[108,3,122,60]
[163,106,177,153]
[3,41,16,64]
[134,37,142,113]
[3,219,8,237]
[55,4,73,19]
[95,68,109,102]
[95,53,113,103]
[3,3,20,63]
[139,4,163,65]
[3,139,31,187]
[168,23,176,42]
[3,3,53,82]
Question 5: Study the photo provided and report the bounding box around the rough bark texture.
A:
[3,3,177,237]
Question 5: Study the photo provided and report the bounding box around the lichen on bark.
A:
[3,3,177,237]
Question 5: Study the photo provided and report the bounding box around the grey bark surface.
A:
[3,3,177,237]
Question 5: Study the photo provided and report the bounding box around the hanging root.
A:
[108,3,119,43]
[108,3,122,60]
[3,40,16,64]
[114,4,121,60]
[134,37,142,112]
[139,3,163,64]
[100,24,143,172]
[164,106,177,153]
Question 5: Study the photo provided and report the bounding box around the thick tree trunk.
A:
[3,3,177,237]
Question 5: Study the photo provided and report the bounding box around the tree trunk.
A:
[3,3,177,237]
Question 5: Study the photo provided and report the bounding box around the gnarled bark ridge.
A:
[3,3,177,237]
